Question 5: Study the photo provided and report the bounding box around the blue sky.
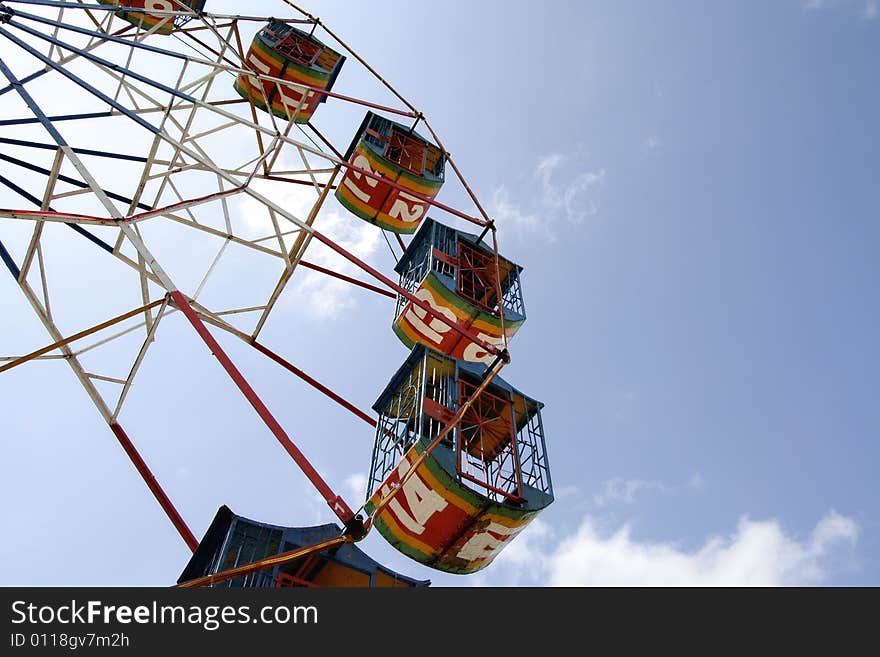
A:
[0,0,877,586]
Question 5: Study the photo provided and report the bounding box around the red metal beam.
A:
[276,572,319,588]
[109,423,198,552]
[298,259,395,299]
[2,185,242,225]
[306,123,345,161]
[302,85,418,119]
[169,290,355,525]
[259,175,336,188]
[251,339,377,428]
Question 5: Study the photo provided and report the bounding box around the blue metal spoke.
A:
[0,68,50,99]
[0,25,160,135]
[0,238,21,279]
[0,173,116,254]
[0,111,114,125]
[0,137,147,163]
[4,17,198,105]
[0,152,153,211]
[8,6,189,61]
[0,56,120,254]
[1,1,158,16]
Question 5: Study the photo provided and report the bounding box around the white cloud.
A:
[536,153,606,224]
[239,178,322,237]
[593,478,667,507]
[491,185,548,240]
[491,152,605,242]
[239,173,381,320]
[554,484,582,500]
[802,0,878,17]
[285,209,380,319]
[591,473,704,508]
[488,511,858,586]
[344,472,368,503]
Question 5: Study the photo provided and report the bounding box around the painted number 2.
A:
[343,155,427,226]
[342,154,379,203]
[387,191,425,225]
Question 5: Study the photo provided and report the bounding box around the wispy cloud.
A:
[239,177,322,237]
[233,148,384,320]
[240,177,380,320]
[486,511,858,586]
[645,135,662,150]
[554,484,582,501]
[593,478,668,507]
[491,152,606,242]
[344,472,368,503]
[592,473,704,508]
[803,0,878,18]
[491,186,545,239]
[285,209,380,319]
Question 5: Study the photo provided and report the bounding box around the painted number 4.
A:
[380,455,448,535]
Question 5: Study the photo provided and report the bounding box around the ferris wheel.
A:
[0,0,553,586]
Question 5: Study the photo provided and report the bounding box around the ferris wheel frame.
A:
[0,0,521,586]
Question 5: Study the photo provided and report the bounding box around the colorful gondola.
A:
[234,19,345,123]
[366,345,553,574]
[393,218,526,363]
[178,506,429,587]
[335,112,445,234]
[96,0,205,35]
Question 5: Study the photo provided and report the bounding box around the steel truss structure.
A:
[0,0,514,585]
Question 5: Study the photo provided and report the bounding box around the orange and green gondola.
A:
[96,1,205,35]
[393,218,526,363]
[234,20,345,124]
[335,112,445,234]
[366,345,553,574]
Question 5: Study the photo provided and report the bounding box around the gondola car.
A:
[234,19,345,123]
[96,0,205,35]
[178,506,428,587]
[366,345,553,574]
[335,112,445,233]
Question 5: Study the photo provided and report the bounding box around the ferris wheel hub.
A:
[343,515,368,542]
